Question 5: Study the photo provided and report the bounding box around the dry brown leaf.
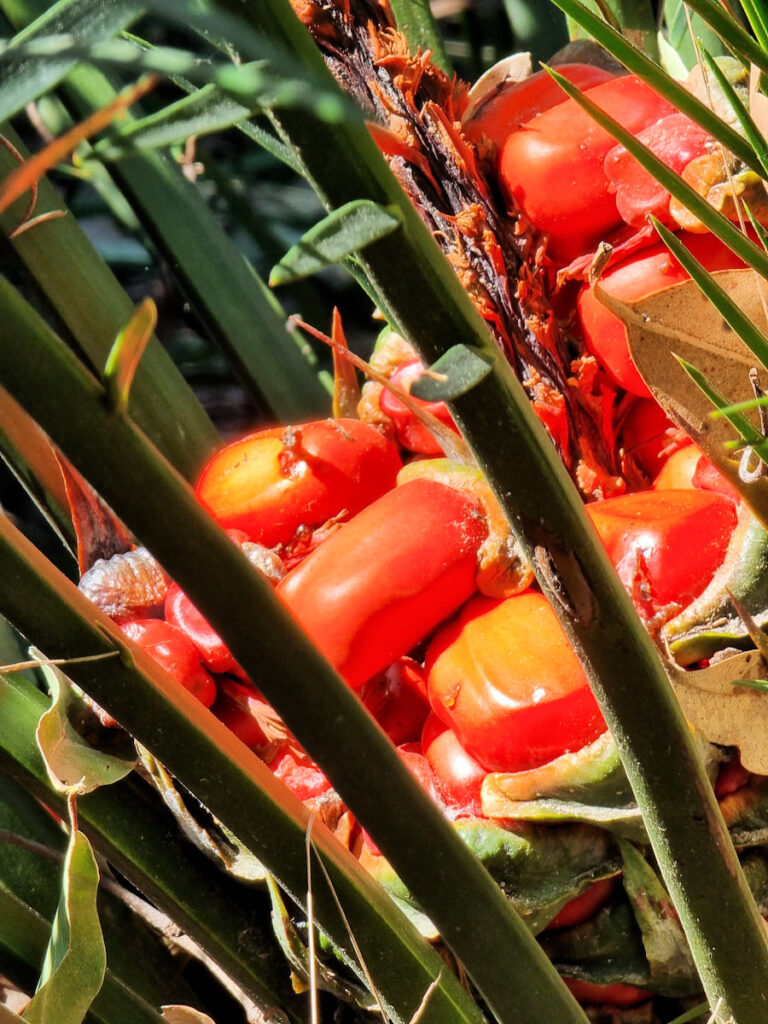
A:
[596,268,768,522]
[161,1008,216,1024]
[462,52,533,123]
[664,649,768,774]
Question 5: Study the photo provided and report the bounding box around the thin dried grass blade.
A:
[0,75,158,216]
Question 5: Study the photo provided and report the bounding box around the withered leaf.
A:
[597,268,768,519]
[462,51,533,123]
[664,648,768,774]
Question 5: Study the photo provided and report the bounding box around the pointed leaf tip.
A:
[270,201,402,286]
[409,345,494,401]
[104,298,158,413]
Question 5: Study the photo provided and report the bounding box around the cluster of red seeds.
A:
[99,61,756,1011]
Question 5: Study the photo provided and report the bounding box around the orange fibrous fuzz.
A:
[291,0,349,40]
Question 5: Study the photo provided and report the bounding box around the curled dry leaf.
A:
[596,268,768,520]
[161,1008,216,1024]
[663,649,768,775]
[461,51,533,124]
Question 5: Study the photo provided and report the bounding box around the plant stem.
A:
[0,277,590,1024]
[214,1,768,1017]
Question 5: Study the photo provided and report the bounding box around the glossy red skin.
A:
[422,713,486,817]
[277,478,488,688]
[651,443,699,491]
[465,64,615,152]
[546,877,615,930]
[362,658,431,745]
[500,75,675,263]
[196,418,401,547]
[653,444,739,502]
[361,745,444,855]
[267,745,331,802]
[578,233,747,396]
[621,398,688,476]
[587,489,738,612]
[604,112,711,228]
[120,618,216,707]
[165,582,244,677]
[378,360,459,455]
[715,754,751,798]
[398,744,445,806]
[564,979,651,1008]
[692,456,740,502]
[426,592,607,773]
[212,680,273,750]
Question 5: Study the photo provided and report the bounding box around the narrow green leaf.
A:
[503,0,569,62]
[0,673,303,1020]
[541,64,768,280]
[409,345,494,402]
[701,46,768,177]
[664,0,725,70]
[685,0,768,67]
[23,823,106,1024]
[734,677,768,691]
[96,82,251,158]
[711,394,768,417]
[103,299,157,414]
[741,0,768,50]
[744,200,768,252]
[674,355,768,465]
[0,885,170,1024]
[0,279,574,1024]
[58,62,329,422]
[652,217,768,371]
[665,1003,711,1024]
[388,0,452,74]
[570,0,659,61]
[270,201,403,286]
[547,0,768,168]
[220,1,768,1016]
[265,876,377,1013]
[0,0,143,123]
[619,841,697,993]
[215,59,349,122]
[115,32,302,171]
[4,36,355,123]
[0,515,486,1024]
[0,122,219,481]
[33,654,136,796]
[0,386,76,555]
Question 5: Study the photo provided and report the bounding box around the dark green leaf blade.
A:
[0,123,219,481]
[684,0,768,69]
[548,0,768,168]
[388,0,451,74]
[0,0,143,122]
[409,345,494,401]
[0,277,579,1024]
[96,82,251,158]
[23,825,106,1024]
[270,201,403,286]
